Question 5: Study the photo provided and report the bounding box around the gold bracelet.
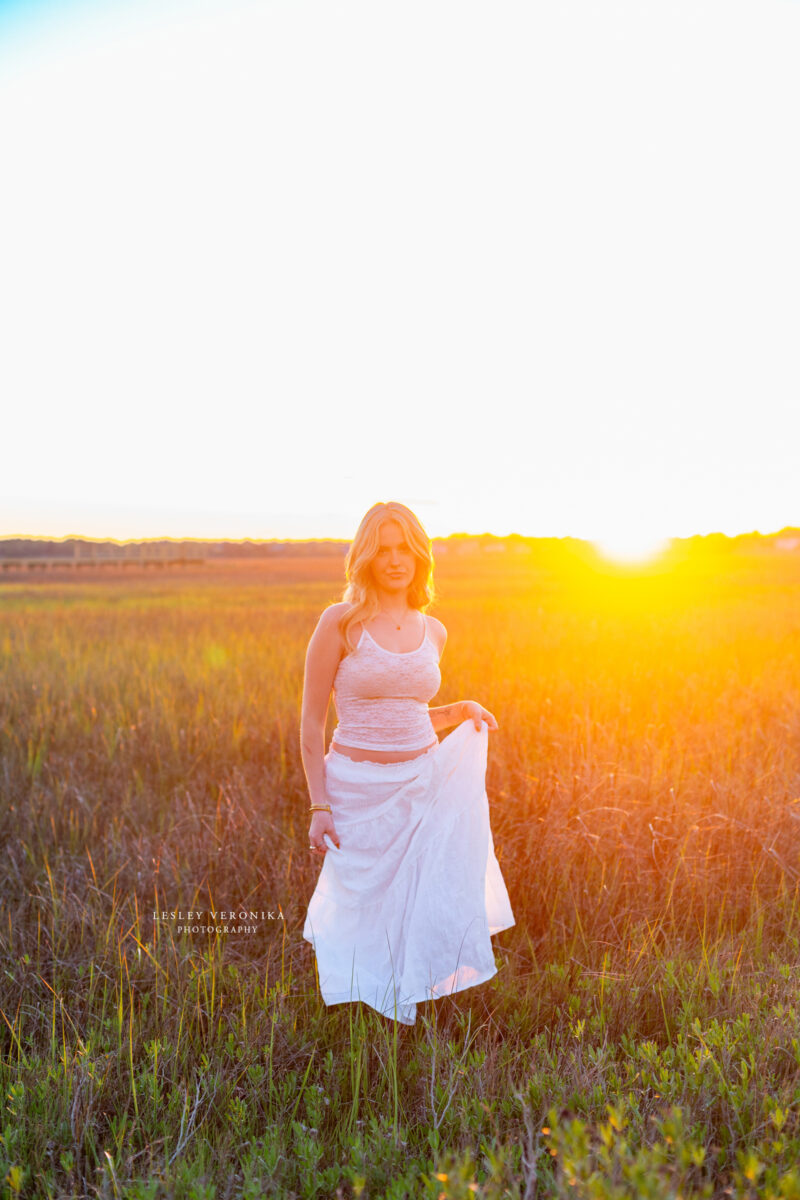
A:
[309,804,332,813]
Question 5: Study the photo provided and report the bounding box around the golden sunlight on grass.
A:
[2,546,800,1196]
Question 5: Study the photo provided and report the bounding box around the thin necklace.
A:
[379,605,412,631]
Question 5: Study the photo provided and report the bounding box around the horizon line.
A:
[3,526,800,546]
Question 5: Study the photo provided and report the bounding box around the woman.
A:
[300,501,515,1026]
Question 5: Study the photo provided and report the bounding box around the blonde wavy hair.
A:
[338,502,436,653]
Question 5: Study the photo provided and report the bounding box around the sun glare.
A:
[592,532,671,565]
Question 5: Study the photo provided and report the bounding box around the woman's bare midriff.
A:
[331,739,438,764]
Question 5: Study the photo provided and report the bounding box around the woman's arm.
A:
[429,702,467,733]
[300,605,347,852]
[429,701,499,733]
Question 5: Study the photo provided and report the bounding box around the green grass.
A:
[2,550,800,1198]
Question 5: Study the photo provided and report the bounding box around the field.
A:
[2,548,800,1199]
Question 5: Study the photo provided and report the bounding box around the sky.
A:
[1,0,799,557]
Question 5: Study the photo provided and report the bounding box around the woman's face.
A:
[369,520,417,595]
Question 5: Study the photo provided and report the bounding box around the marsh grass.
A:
[2,550,800,1197]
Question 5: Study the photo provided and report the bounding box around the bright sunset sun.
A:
[591,530,671,564]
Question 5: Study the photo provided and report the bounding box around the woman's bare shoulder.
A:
[319,601,351,622]
[425,614,447,654]
[312,602,349,635]
[315,602,360,648]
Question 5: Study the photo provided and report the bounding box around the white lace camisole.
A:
[331,616,442,752]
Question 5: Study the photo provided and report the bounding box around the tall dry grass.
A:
[2,549,800,1198]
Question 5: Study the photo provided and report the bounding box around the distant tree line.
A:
[1,529,799,561]
[0,538,349,560]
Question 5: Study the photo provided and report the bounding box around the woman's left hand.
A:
[462,700,499,731]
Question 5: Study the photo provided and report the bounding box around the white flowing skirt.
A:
[302,718,515,1025]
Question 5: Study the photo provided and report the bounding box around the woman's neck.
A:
[374,589,411,614]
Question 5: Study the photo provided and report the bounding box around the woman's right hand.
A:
[308,810,340,857]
